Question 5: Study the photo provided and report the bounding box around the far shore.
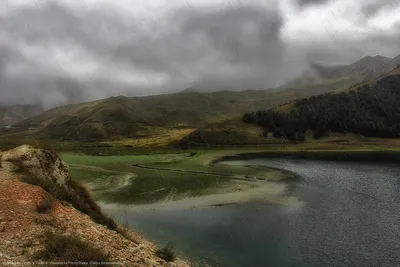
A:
[213,150,400,163]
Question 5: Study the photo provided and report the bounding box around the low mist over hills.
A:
[0,105,42,127]
[284,55,400,91]
[183,55,400,94]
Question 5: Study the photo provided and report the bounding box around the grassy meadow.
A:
[3,123,400,206]
[60,132,400,206]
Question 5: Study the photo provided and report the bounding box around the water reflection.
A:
[106,160,400,267]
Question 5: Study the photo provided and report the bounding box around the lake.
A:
[106,159,400,267]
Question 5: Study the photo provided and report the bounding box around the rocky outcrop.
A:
[1,145,107,224]
[2,145,70,185]
[0,145,190,266]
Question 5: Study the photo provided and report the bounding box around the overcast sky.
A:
[0,0,399,107]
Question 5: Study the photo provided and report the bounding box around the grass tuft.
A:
[36,232,110,264]
[155,243,176,262]
[36,194,53,213]
[20,175,117,230]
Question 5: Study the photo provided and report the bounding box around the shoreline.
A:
[76,149,400,213]
[213,150,400,163]
[101,149,400,211]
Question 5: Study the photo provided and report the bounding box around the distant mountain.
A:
[0,105,42,127]
[284,55,398,91]
[180,66,400,147]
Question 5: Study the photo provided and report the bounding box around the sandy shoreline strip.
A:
[100,180,298,212]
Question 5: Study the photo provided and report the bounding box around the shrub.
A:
[155,243,176,262]
[36,194,53,213]
[66,179,117,231]
[20,175,117,231]
[36,233,110,264]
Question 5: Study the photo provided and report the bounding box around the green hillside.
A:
[13,87,332,141]
[180,67,400,147]
[245,69,400,141]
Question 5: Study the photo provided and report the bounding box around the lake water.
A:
[106,159,400,267]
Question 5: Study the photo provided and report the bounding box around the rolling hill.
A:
[14,89,309,141]
[181,66,400,146]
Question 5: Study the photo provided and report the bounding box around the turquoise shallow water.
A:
[106,159,400,267]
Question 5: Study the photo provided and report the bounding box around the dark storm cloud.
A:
[180,6,283,65]
[360,0,399,18]
[0,0,399,108]
[176,5,290,89]
[0,3,171,107]
[297,0,331,7]
[0,2,301,107]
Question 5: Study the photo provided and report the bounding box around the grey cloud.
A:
[361,0,399,18]
[0,1,399,108]
[305,45,366,65]
[176,6,290,89]
[366,22,400,56]
[180,6,283,65]
[0,2,302,107]
[297,0,330,7]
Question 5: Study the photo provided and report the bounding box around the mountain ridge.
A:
[284,54,398,90]
[13,89,314,141]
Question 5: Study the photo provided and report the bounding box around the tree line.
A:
[243,75,400,141]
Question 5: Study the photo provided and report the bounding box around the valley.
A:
[2,1,400,265]
[2,55,400,267]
